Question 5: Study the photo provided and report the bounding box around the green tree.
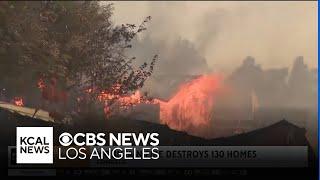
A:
[0,1,157,117]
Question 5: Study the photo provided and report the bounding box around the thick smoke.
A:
[111,1,317,99]
[223,56,317,111]
[111,1,317,145]
[218,56,317,146]
[112,1,317,72]
[127,36,210,99]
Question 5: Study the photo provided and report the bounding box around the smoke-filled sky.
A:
[110,1,317,73]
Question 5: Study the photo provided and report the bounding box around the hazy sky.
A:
[110,1,317,72]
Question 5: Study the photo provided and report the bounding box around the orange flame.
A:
[37,77,46,90]
[154,74,225,132]
[12,97,24,106]
[97,74,225,135]
[102,90,144,118]
[84,84,149,118]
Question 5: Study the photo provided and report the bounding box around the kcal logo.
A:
[16,127,53,164]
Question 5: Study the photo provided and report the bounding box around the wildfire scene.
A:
[0,1,318,178]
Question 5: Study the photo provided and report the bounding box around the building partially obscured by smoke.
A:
[125,55,317,141]
[222,56,316,111]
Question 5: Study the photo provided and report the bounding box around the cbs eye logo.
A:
[59,132,73,146]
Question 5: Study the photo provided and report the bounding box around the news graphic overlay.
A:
[16,127,53,164]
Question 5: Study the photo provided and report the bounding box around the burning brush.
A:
[3,73,227,137]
